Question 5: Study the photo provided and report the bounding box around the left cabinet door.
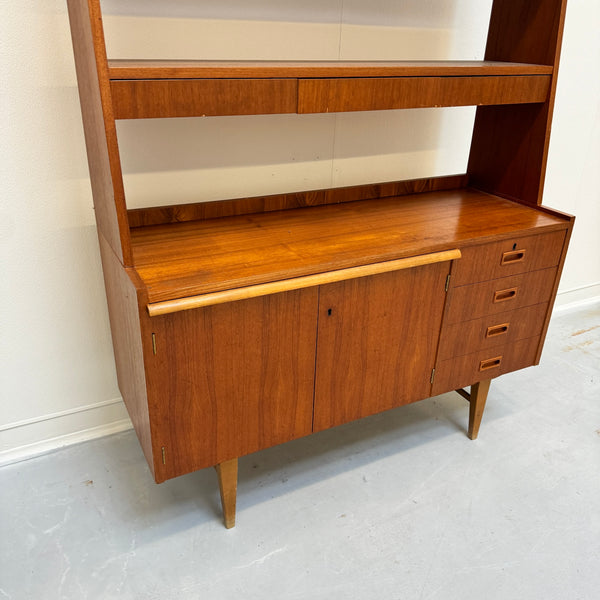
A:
[145,288,319,481]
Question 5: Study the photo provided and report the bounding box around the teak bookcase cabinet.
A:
[68,0,573,528]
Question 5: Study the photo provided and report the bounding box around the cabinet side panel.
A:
[485,0,567,66]
[97,235,154,477]
[146,289,318,480]
[468,103,551,205]
[313,262,450,431]
[468,0,568,205]
[67,0,132,264]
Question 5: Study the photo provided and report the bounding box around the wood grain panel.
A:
[97,234,154,475]
[130,189,569,304]
[66,0,132,264]
[127,175,469,228]
[437,302,548,361]
[445,268,557,325]
[468,103,552,205]
[432,336,541,395]
[111,79,297,119]
[313,263,449,431]
[145,289,318,480]
[298,76,550,113]
[451,230,566,286]
[484,0,567,66]
[108,60,554,80]
[468,0,568,206]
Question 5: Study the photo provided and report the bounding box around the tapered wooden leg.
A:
[468,379,491,440]
[215,458,238,529]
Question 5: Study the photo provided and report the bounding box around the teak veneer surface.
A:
[130,189,568,304]
[108,60,553,79]
[109,61,553,119]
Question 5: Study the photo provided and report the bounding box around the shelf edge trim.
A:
[146,249,461,316]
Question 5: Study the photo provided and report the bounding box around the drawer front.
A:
[432,336,540,395]
[111,79,298,119]
[445,267,557,325]
[452,230,566,287]
[297,75,551,113]
[437,302,548,361]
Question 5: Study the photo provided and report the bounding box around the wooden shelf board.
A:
[108,60,553,80]
[130,188,568,304]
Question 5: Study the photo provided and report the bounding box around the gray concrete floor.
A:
[1,303,599,600]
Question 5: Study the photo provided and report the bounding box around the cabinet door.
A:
[313,262,450,432]
[146,288,318,481]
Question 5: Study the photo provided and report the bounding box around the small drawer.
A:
[445,267,556,325]
[452,230,566,287]
[437,303,548,361]
[432,336,540,395]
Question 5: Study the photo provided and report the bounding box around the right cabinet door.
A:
[313,262,450,432]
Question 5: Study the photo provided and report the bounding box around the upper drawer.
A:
[452,230,566,287]
[111,79,298,119]
[445,267,557,325]
[297,75,551,113]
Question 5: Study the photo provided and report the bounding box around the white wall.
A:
[1,0,598,464]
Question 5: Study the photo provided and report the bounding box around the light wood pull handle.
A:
[486,323,509,338]
[479,356,502,371]
[493,287,517,303]
[501,249,526,265]
[147,249,461,316]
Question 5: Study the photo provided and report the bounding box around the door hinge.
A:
[445,274,451,292]
[152,333,157,355]
[430,368,436,384]
[161,446,166,465]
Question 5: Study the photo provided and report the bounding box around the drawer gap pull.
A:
[479,356,502,371]
[501,249,526,265]
[493,287,517,303]
[486,323,510,338]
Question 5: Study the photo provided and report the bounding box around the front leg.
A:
[468,379,491,440]
[215,457,238,528]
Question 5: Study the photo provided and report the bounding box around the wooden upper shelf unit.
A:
[108,60,553,119]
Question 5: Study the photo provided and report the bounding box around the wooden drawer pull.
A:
[479,356,502,371]
[486,323,509,338]
[493,287,518,303]
[501,249,526,265]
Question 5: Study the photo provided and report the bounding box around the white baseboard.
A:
[0,398,132,468]
[554,282,600,313]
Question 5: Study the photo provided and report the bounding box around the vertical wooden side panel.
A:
[313,263,450,432]
[97,234,154,477]
[468,0,568,206]
[533,218,574,364]
[146,289,319,481]
[67,0,133,265]
[484,0,567,65]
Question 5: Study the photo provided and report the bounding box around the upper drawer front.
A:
[297,75,551,113]
[445,267,557,325]
[111,79,298,119]
[437,302,548,361]
[452,230,566,287]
